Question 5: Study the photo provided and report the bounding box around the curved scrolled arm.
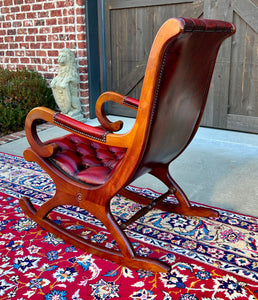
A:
[24,107,110,158]
[95,91,139,132]
[24,107,59,158]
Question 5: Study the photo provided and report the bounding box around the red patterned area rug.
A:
[0,152,257,300]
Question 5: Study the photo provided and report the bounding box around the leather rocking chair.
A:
[20,18,235,272]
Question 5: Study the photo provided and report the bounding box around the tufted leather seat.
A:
[47,134,127,185]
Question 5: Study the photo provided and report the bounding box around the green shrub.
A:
[0,67,55,137]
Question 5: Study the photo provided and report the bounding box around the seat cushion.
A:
[47,134,127,185]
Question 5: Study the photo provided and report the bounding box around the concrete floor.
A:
[0,116,257,217]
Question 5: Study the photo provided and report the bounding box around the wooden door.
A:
[102,0,258,133]
[104,0,204,117]
[202,0,258,133]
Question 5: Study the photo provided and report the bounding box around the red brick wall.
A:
[0,0,89,116]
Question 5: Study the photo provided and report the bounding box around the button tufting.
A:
[47,134,127,186]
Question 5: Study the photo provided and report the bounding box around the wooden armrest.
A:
[25,107,109,158]
[95,91,139,131]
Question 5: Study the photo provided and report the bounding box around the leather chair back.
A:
[138,18,234,171]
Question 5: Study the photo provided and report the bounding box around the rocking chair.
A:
[20,18,235,272]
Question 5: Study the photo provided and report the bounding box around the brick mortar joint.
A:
[0,123,54,145]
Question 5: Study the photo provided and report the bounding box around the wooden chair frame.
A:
[20,18,235,272]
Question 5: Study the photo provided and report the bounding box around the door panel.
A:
[102,0,258,133]
[104,0,204,117]
[202,0,258,133]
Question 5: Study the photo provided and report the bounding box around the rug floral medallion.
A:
[0,152,257,300]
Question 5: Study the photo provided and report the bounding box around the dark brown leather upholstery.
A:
[137,18,235,175]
